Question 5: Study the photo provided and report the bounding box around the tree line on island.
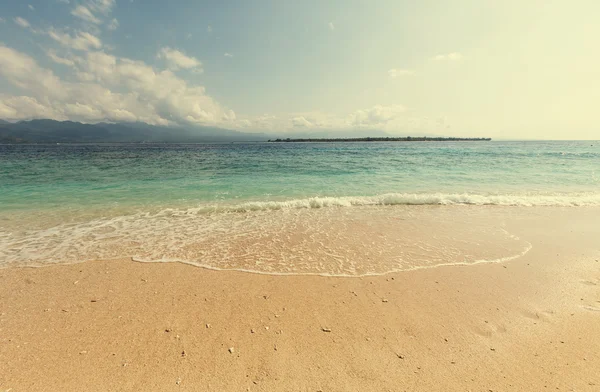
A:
[268,137,492,142]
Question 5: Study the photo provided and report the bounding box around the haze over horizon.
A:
[0,1,598,140]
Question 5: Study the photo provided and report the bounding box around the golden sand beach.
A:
[1,207,599,391]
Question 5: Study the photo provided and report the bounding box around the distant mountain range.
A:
[0,119,398,144]
[0,119,270,143]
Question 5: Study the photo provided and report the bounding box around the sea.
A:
[0,140,598,275]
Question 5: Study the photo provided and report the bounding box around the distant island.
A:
[268,137,492,142]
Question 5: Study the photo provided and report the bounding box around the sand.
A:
[1,207,599,391]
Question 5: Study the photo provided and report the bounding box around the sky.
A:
[0,0,598,139]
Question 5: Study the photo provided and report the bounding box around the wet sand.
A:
[1,207,599,391]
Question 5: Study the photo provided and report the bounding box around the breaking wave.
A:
[181,192,600,213]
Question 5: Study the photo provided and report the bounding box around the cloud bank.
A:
[0,2,420,134]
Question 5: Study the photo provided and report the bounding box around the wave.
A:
[0,191,595,272]
[179,192,600,213]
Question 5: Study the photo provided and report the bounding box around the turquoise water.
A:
[0,141,598,273]
[1,141,599,211]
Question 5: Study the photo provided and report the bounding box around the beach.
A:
[2,0,600,388]
[1,206,599,391]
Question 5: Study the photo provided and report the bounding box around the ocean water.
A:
[0,140,598,274]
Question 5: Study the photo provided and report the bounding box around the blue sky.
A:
[0,0,598,139]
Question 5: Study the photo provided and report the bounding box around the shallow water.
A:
[0,141,597,273]
[0,205,531,275]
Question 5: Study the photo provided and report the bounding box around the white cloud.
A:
[0,45,67,101]
[243,114,276,129]
[48,29,102,51]
[328,22,335,31]
[80,51,229,124]
[1,38,418,133]
[207,25,212,33]
[434,52,463,61]
[249,107,441,133]
[107,18,119,31]
[88,0,115,15]
[63,102,103,119]
[224,53,233,58]
[0,44,234,126]
[0,18,5,23]
[237,104,411,132]
[157,47,202,71]
[388,68,414,78]
[28,5,35,11]
[70,1,115,27]
[351,105,407,127]
[71,5,102,24]
[75,71,96,82]
[14,17,31,29]
[0,95,65,120]
[46,49,78,66]
[292,116,313,128]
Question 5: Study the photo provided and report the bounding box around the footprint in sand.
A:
[473,322,508,338]
[582,305,600,312]
[518,308,555,323]
[580,279,599,286]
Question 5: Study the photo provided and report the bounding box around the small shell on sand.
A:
[228,347,235,354]
[322,327,332,332]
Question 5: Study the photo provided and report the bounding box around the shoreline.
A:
[1,208,599,391]
[0,205,585,272]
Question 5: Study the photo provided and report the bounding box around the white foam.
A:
[0,204,535,276]
[191,192,600,213]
